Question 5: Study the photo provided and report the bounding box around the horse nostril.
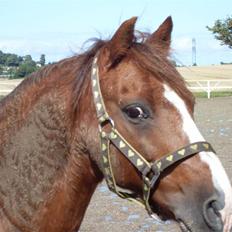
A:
[203,197,224,231]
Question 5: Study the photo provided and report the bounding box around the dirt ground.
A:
[79,97,232,232]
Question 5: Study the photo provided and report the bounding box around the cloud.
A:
[172,36,192,52]
[207,39,230,51]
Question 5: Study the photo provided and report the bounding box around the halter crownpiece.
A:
[91,55,216,215]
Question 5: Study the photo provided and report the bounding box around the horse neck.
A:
[33,154,101,232]
[0,61,103,232]
[31,65,103,232]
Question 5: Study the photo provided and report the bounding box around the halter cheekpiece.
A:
[90,55,216,215]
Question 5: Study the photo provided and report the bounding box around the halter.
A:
[91,56,215,215]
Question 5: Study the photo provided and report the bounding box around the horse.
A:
[0,16,231,232]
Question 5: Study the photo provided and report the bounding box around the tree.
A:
[13,55,38,78]
[18,56,23,64]
[24,55,33,63]
[6,54,20,67]
[0,51,5,65]
[0,51,23,66]
[0,66,3,75]
[23,55,36,66]
[207,16,232,48]
[14,63,37,78]
[0,51,41,79]
[40,54,46,66]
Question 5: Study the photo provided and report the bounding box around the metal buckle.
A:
[141,165,152,187]
[142,163,161,188]
[98,116,115,133]
[142,163,161,190]
[150,163,161,187]
[143,176,151,188]
[143,172,160,189]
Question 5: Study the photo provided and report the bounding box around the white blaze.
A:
[163,84,232,231]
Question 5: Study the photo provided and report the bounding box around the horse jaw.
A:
[163,84,232,231]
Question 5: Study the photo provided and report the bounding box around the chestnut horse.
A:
[0,17,231,232]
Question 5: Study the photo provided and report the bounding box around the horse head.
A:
[86,17,232,231]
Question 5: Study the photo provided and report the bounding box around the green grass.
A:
[193,91,232,98]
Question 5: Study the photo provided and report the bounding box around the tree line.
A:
[207,16,232,49]
[0,51,45,79]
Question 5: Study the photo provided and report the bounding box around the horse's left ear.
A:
[146,16,173,51]
[100,17,137,70]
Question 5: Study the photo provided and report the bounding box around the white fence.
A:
[1,79,232,99]
[186,79,232,98]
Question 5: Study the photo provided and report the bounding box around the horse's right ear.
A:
[99,17,137,71]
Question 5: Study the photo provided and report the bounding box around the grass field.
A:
[193,91,232,98]
[177,64,232,80]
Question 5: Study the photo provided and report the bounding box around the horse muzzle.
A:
[203,196,224,231]
[149,185,228,232]
[174,193,226,232]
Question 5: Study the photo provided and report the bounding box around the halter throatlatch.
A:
[91,56,216,215]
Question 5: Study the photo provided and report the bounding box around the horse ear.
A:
[146,16,173,51]
[100,17,137,69]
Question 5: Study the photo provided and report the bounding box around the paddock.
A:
[80,97,232,232]
[178,65,232,98]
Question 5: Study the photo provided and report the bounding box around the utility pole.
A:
[192,38,197,66]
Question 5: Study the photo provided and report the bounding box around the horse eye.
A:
[123,104,149,122]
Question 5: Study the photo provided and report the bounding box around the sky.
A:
[0,0,231,66]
